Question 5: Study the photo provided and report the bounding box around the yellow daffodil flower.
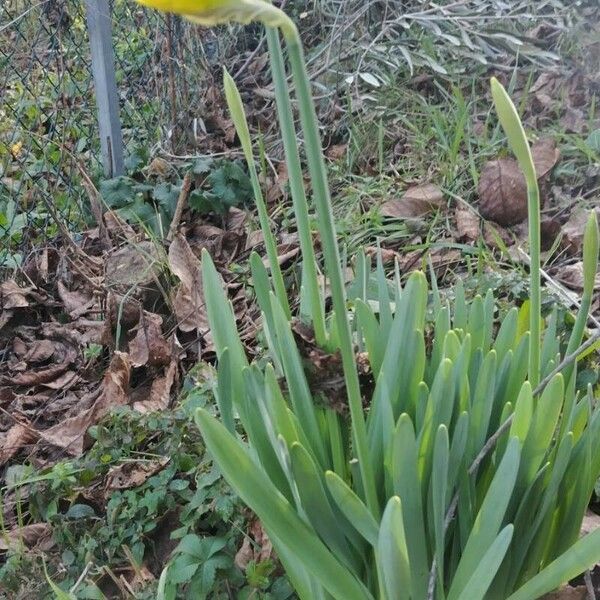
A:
[135,0,295,36]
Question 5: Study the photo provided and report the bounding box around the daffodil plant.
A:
[136,1,600,598]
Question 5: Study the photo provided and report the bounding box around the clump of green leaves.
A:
[163,6,600,600]
[98,157,253,237]
[189,157,254,215]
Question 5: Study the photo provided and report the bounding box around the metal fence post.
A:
[85,0,124,178]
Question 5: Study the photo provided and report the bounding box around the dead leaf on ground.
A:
[0,280,30,309]
[399,247,461,278]
[541,587,587,600]
[0,421,37,466]
[479,159,528,226]
[325,143,347,160]
[381,183,444,219]
[106,241,160,288]
[531,138,561,178]
[57,280,94,318]
[479,139,559,226]
[168,234,209,335]
[0,523,54,552]
[39,352,130,456]
[364,247,400,265]
[555,262,600,291]
[105,457,170,492]
[562,207,600,255]
[455,207,480,242]
[580,510,600,537]
[129,312,170,368]
[235,519,273,570]
[133,359,178,413]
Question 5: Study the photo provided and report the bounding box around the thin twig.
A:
[426,329,600,599]
[167,171,192,242]
[70,561,93,594]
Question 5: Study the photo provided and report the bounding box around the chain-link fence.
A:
[0,0,235,269]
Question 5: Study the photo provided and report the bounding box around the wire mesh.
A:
[0,0,224,271]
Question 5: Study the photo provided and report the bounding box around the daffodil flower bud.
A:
[583,210,599,299]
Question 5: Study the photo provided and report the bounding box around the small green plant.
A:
[189,157,254,215]
[98,157,253,237]
[136,2,600,599]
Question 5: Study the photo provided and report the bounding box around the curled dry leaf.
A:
[0,280,30,309]
[562,207,600,255]
[57,280,94,318]
[105,457,170,492]
[364,247,399,265]
[479,139,559,226]
[128,312,171,368]
[133,359,178,414]
[168,234,209,335]
[105,241,160,288]
[555,262,600,292]
[39,352,130,456]
[541,587,587,600]
[381,183,444,219]
[0,523,54,552]
[478,159,528,226]
[0,421,37,466]
[455,207,480,242]
[235,519,273,570]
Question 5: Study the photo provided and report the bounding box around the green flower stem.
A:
[266,28,327,346]
[527,184,541,389]
[563,211,599,388]
[283,28,379,517]
[223,69,291,318]
[490,78,541,389]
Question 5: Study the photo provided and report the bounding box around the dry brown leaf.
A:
[235,519,273,570]
[57,280,94,317]
[479,139,558,226]
[0,280,30,309]
[580,510,600,537]
[326,143,347,160]
[531,138,560,179]
[555,262,600,291]
[11,364,70,387]
[133,360,177,414]
[105,457,170,491]
[364,247,399,265]
[106,241,160,288]
[168,234,209,334]
[0,523,54,552]
[40,352,130,455]
[562,208,600,255]
[478,159,528,226]
[0,421,37,466]
[129,312,170,368]
[381,183,444,219]
[541,587,587,600]
[22,339,55,363]
[455,207,480,242]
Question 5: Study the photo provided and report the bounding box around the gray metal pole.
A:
[85,0,124,178]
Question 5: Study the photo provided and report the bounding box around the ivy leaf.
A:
[99,176,138,208]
